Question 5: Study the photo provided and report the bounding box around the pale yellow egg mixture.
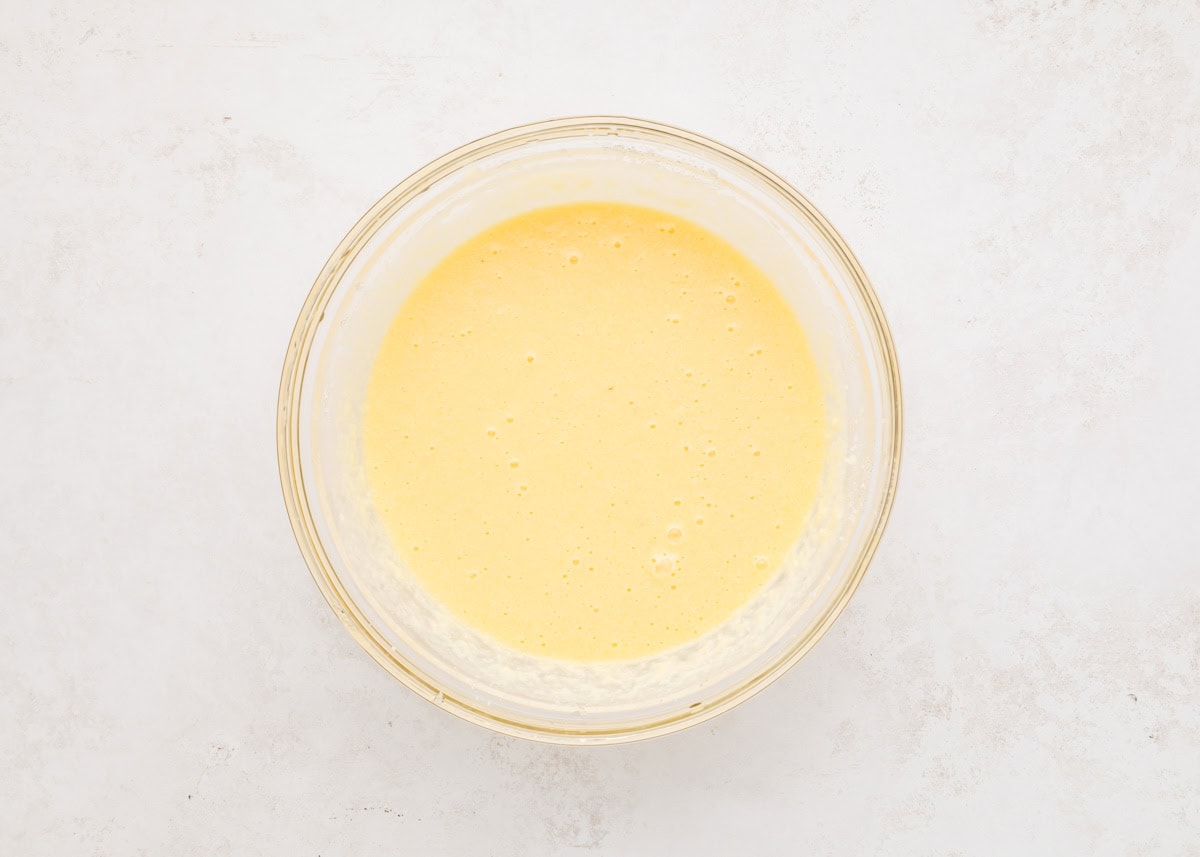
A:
[364,202,827,661]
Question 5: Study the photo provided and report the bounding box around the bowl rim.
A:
[276,115,903,744]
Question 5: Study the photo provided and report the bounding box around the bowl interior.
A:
[281,119,900,743]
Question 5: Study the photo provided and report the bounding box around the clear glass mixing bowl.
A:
[277,117,901,744]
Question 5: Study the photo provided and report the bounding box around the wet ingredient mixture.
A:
[364,202,827,660]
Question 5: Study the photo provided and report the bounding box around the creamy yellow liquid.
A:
[364,202,826,661]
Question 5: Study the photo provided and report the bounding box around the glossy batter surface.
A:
[364,202,826,660]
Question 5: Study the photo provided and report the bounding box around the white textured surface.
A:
[3,1,1199,853]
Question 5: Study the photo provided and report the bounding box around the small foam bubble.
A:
[650,553,676,578]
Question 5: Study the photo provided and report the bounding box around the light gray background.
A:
[3,1,1199,854]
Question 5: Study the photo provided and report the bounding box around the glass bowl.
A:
[277,117,901,744]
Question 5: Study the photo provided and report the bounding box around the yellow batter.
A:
[364,202,826,661]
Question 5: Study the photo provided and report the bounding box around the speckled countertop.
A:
[3,2,1198,854]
